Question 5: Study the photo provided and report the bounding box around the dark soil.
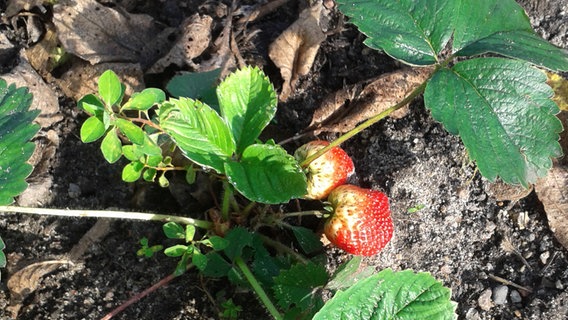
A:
[1,0,567,319]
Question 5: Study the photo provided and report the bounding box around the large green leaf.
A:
[455,30,568,72]
[166,68,221,107]
[336,0,456,65]
[224,144,307,204]
[159,98,235,173]
[217,66,277,153]
[424,58,562,186]
[0,79,40,205]
[273,262,327,313]
[452,0,532,52]
[313,269,457,320]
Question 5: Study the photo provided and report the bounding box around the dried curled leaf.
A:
[535,165,568,250]
[148,14,213,74]
[309,67,433,133]
[269,5,326,101]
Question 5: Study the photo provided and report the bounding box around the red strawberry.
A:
[324,185,393,256]
[294,140,354,200]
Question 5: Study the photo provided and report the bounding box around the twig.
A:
[100,273,179,320]
[488,273,533,293]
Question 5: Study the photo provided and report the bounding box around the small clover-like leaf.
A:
[115,118,145,145]
[98,70,123,107]
[192,249,208,271]
[122,161,144,182]
[225,144,307,204]
[101,129,122,163]
[203,236,229,251]
[164,244,189,257]
[78,94,105,116]
[80,116,106,143]
[163,222,185,239]
[121,88,166,111]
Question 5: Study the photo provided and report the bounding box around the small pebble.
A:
[556,280,564,290]
[510,290,522,303]
[478,289,493,311]
[540,251,550,264]
[493,285,509,305]
[465,308,481,320]
[68,183,81,198]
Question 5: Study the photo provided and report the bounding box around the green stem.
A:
[0,206,213,230]
[282,210,323,219]
[234,256,283,320]
[300,80,429,168]
[221,181,233,221]
[258,234,309,265]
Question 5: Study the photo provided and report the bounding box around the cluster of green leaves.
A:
[337,0,568,186]
[79,67,307,204]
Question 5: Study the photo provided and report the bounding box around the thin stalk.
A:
[258,234,309,265]
[234,256,283,320]
[282,210,323,219]
[221,181,233,221]
[300,80,429,168]
[0,206,213,230]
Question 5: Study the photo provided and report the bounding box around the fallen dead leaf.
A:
[269,4,326,101]
[535,165,568,250]
[4,0,45,19]
[308,67,433,133]
[484,179,533,203]
[7,260,71,318]
[53,0,169,68]
[148,14,213,74]
[56,61,144,102]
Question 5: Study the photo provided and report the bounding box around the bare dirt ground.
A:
[0,0,567,319]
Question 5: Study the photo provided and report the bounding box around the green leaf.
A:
[101,129,122,163]
[121,88,166,111]
[142,168,157,182]
[78,94,105,116]
[455,30,568,72]
[122,161,144,182]
[452,0,531,53]
[192,249,208,271]
[122,145,144,161]
[185,225,196,242]
[336,0,455,65]
[0,236,7,269]
[98,70,123,107]
[166,69,221,106]
[424,58,563,186]
[273,262,328,312]
[159,98,236,173]
[201,252,232,277]
[217,66,277,153]
[0,80,40,205]
[290,226,323,255]
[224,144,307,204]
[185,166,196,184]
[158,173,169,187]
[326,257,376,291]
[80,116,106,143]
[115,118,145,145]
[223,227,253,261]
[164,244,189,257]
[314,269,457,320]
[203,236,229,251]
[163,222,185,239]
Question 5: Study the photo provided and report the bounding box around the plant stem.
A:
[234,256,283,320]
[221,181,233,221]
[0,206,213,230]
[300,80,429,168]
[282,210,323,219]
[258,234,309,265]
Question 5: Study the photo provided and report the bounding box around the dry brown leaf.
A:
[52,0,166,67]
[7,260,71,318]
[4,0,45,18]
[535,165,568,250]
[56,61,144,102]
[308,67,433,133]
[269,5,326,101]
[148,14,213,74]
[484,179,533,202]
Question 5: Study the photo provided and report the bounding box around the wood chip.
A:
[535,164,568,250]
